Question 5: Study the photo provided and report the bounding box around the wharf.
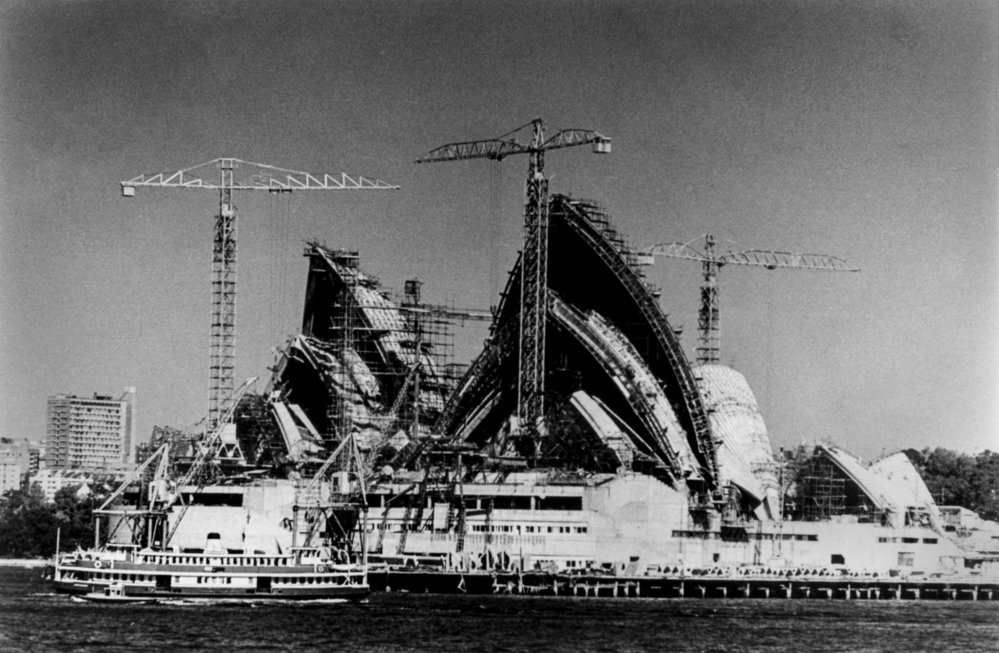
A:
[370,569,999,601]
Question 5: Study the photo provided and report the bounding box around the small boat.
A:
[77,583,156,605]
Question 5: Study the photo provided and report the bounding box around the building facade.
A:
[0,438,40,494]
[45,389,136,471]
[28,469,93,502]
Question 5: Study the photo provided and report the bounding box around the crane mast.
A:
[122,157,398,431]
[212,160,237,431]
[643,233,859,365]
[521,121,550,453]
[418,119,610,458]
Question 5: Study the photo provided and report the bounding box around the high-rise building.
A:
[0,438,40,493]
[45,389,136,471]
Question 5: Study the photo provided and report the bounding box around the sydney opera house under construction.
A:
[129,189,996,582]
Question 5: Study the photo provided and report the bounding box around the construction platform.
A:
[371,569,999,601]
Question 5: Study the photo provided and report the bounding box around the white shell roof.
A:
[694,365,779,517]
[817,446,923,519]
[869,451,940,516]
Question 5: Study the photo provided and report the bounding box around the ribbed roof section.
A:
[694,364,779,517]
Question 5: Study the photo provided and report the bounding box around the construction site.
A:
[117,121,998,598]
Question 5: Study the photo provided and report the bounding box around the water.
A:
[1,567,997,652]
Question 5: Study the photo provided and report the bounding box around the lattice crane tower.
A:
[417,119,610,450]
[121,158,398,430]
[642,234,859,365]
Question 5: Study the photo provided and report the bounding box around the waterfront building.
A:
[28,469,93,502]
[45,388,136,471]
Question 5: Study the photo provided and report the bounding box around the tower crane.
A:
[417,119,611,454]
[642,234,859,365]
[121,158,398,431]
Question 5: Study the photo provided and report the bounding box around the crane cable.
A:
[267,190,292,349]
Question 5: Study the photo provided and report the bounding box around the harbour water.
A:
[1,567,997,652]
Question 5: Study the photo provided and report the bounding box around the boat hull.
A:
[74,594,157,605]
[57,580,369,601]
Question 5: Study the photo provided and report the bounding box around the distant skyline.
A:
[1,0,996,460]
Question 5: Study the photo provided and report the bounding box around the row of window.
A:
[671,530,819,542]
[375,496,584,511]
[533,559,592,569]
[71,571,350,585]
[138,555,289,567]
[468,525,589,534]
[65,572,153,582]
[752,533,818,541]
[274,576,352,586]
[878,537,937,544]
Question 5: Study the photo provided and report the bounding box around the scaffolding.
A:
[799,454,847,521]
[323,248,360,447]
[391,278,458,437]
[305,245,482,455]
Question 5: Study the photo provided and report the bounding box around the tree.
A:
[0,482,112,558]
[0,484,56,558]
[53,485,96,551]
[905,448,999,521]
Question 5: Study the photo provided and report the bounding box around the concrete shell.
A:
[694,364,779,517]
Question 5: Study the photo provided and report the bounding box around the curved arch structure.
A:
[439,195,719,488]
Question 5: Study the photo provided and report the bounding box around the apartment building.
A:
[45,388,136,471]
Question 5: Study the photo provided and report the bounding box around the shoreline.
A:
[0,558,49,568]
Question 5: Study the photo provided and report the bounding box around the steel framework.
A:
[121,158,397,430]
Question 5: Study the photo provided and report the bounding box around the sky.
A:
[1,0,996,462]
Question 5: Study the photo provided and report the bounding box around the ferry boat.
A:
[53,535,369,601]
[52,388,372,602]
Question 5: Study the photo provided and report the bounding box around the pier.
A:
[370,569,999,601]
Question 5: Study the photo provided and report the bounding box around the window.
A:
[537,497,583,511]
[493,496,531,510]
[898,552,915,567]
[830,554,845,565]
